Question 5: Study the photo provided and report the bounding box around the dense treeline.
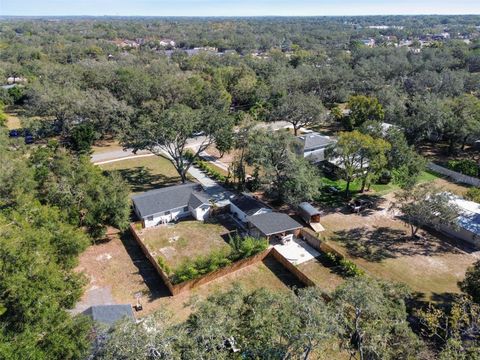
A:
[1,16,479,153]
[0,119,130,358]
[92,277,480,360]
[0,16,479,359]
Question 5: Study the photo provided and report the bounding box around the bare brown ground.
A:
[321,194,480,301]
[76,231,298,323]
[140,220,233,269]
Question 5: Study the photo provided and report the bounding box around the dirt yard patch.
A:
[99,155,184,193]
[5,111,22,129]
[76,232,297,322]
[140,220,234,269]
[320,195,480,301]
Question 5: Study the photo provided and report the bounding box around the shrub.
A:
[229,234,269,260]
[170,236,268,284]
[324,251,364,277]
[465,187,480,203]
[338,258,365,277]
[171,249,231,284]
[447,159,479,177]
[194,159,227,182]
[157,256,172,275]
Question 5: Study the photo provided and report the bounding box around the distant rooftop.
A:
[298,132,335,151]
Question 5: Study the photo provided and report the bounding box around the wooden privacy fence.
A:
[300,228,346,259]
[130,223,319,296]
[427,162,480,187]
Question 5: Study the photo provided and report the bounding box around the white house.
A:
[159,39,176,47]
[132,183,211,228]
[230,195,271,223]
[438,195,480,248]
[297,132,336,163]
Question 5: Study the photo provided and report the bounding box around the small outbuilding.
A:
[298,202,325,233]
[246,212,303,240]
[298,202,321,223]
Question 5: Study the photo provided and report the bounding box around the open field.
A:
[99,155,185,193]
[75,231,299,322]
[320,194,480,301]
[140,220,234,269]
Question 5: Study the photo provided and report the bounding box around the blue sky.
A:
[1,0,479,16]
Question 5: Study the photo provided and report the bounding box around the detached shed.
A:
[298,202,325,233]
[298,202,321,223]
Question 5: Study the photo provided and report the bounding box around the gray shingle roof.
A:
[247,213,303,236]
[188,190,210,209]
[298,133,335,151]
[131,183,202,218]
[231,195,269,216]
[83,304,134,325]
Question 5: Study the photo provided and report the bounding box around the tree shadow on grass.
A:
[119,231,173,300]
[262,255,306,290]
[333,226,461,262]
[106,167,181,193]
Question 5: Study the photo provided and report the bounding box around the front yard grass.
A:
[140,220,233,270]
[99,155,185,193]
[317,170,441,206]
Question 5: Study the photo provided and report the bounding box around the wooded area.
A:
[1,15,480,359]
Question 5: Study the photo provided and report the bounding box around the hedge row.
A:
[184,150,228,183]
[325,252,364,277]
[168,235,268,285]
[447,159,479,177]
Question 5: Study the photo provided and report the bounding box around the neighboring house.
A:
[246,212,303,240]
[439,195,480,248]
[6,76,27,84]
[361,38,376,47]
[230,195,272,223]
[159,39,176,47]
[83,304,135,326]
[132,183,211,228]
[297,132,336,163]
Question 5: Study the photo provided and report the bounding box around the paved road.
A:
[91,144,235,207]
[91,149,151,163]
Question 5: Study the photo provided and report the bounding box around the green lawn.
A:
[99,155,188,194]
[317,170,441,206]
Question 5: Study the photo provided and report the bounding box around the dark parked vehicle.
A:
[9,129,20,137]
[24,135,34,144]
[348,198,373,213]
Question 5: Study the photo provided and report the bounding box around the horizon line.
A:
[2,13,480,18]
